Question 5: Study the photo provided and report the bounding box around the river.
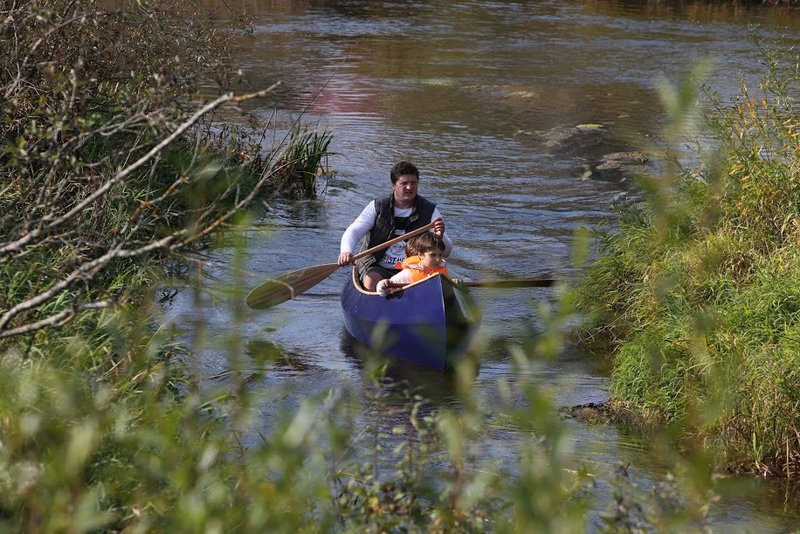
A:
[166,0,800,530]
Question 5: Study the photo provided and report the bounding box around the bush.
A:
[0,0,331,342]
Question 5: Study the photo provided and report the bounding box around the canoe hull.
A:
[340,269,479,371]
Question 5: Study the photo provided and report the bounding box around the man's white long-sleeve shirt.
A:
[340,201,453,269]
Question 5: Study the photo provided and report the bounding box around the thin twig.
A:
[0,83,280,257]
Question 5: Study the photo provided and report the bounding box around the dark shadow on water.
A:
[339,327,476,406]
[244,338,319,373]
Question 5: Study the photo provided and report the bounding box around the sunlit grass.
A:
[576,42,800,478]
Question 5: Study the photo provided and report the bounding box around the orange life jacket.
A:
[395,255,449,283]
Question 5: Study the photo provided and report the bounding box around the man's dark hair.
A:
[390,161,420,184]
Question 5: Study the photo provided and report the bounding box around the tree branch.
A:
[0,82,280,258]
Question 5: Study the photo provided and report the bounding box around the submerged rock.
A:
[590,151,649,181]
[534,123,620,157]
[524,122,651,183]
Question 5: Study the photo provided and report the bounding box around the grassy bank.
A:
[576,45,800,478]
[0,0,331,340]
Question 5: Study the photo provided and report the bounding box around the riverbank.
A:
[575,45,800,479]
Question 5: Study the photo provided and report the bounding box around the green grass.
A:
[576,43,800,477]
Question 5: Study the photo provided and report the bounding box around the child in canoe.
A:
[376,232,449,297]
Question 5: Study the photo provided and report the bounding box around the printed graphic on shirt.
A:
[380,241,407,268]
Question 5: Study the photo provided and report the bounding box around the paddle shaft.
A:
[350,220,437,263]
[463,279,558,288]
[384,277,558,294]
[246,220,439,309]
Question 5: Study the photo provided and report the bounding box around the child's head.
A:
[407,232,446,270]
[407,232,445,256]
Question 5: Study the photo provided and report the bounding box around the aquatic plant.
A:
[274,123,334,199]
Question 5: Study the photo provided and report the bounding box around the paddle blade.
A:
[246,263,340,309]
[464,279,558,288]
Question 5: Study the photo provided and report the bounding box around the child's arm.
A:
[376,270,412,297]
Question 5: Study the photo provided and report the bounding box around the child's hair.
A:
[406,232,445,256]
[404,239,418,258]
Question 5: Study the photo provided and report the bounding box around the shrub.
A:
[0,0,331,342]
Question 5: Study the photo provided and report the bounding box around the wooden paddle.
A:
[463,278,558,288]
[246,221,438,309]
[379,277,559,297]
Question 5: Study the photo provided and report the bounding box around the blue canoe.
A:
[340,268,481,371]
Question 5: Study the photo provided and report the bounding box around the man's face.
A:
[392,174,418,207]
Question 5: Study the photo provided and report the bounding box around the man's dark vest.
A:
[358,194,436,269]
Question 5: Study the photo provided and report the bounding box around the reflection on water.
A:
[169,0,800,529]
[341,326,470,402]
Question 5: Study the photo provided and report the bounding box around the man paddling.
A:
[337,161,452,291]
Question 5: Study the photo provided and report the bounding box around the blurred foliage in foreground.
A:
[576,42,800,479]
[0,0,782,531]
